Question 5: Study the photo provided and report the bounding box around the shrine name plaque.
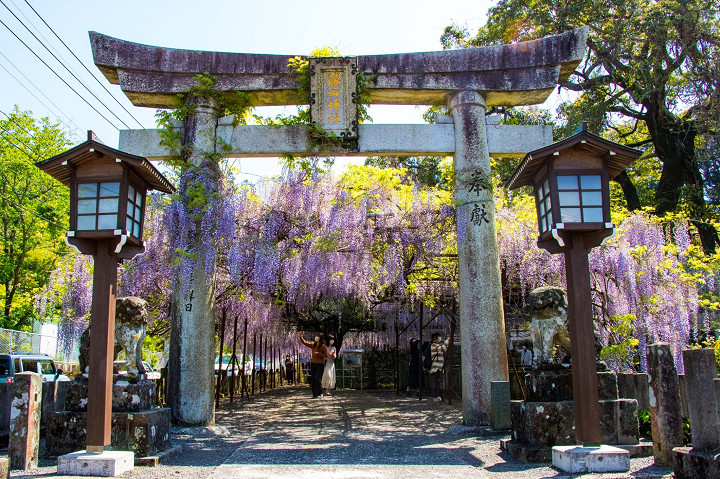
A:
[309,57,358,139]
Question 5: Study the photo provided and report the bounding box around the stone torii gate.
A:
[90,27,588,426]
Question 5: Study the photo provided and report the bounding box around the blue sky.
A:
[0,0,541,179]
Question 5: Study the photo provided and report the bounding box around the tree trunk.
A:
[614,170,641,211]
[644,97,718,254]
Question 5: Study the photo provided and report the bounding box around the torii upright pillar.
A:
[449,91,508,424]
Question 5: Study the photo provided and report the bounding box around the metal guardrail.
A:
[0,327,79,364]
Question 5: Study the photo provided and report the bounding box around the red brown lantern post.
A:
[507,124,639,466]
[37,132,174,456]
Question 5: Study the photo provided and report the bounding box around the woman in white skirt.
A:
[322,335,337,395]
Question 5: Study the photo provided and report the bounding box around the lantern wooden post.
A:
[85,239,118,451]
[564,232,601,446]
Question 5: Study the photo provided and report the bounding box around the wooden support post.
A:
[418,302,424,401]
[241,318,248,399]
[215,307,226,409]
[259,332,263,392]
[86,239,118,452]
[252,332,256,396]
[230,315,238,403]
[264,336,268,392]
[395,310,400,395]
[564,232,601,447]
[269,341,275,389]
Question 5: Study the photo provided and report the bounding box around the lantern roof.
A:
[506,123,641,190]
[36,131,175,194]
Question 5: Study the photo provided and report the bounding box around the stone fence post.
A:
[647,343,683,466]
[9,372,42,470]
[682,348,719,451]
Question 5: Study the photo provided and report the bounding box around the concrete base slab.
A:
[552,445,630,473]
[57,450,134,477]
[135,444,182,467]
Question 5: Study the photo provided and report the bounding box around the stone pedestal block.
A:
[9,372,41,470]
[599,399,640,445]
[65,378,156,412]
[510,399,638,448]
[673,447,720,479]
[552,445,630,473]
[682,348,719,452]
[0,457,8,478]
[525,369,573,402]
[647,342,683,467]
[46,408,171,457]
[511,400,575,447]
[490,381,511,431]
[57,450,134,477]
[617,373,650,410]
[524,369,619,402]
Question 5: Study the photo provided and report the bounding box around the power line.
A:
[22,0,146,129]
[0,192,66,229]
[0,21,121,131]
[0,53,84,138]
[9,0,69,69]
[0,109,34,137]
[0,127,69,220]
[0,127,45,163]
[0,0,130,129]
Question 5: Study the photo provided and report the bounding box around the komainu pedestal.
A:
[46,376,170,458]
[501,368,640,463]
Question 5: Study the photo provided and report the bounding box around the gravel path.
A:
[9,387,674,478]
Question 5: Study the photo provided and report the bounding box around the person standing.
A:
[520,345,533,367]
[322,336,337,396]
[284,355,295,384]
[406,338,425,396]
[299,331,327,398]
[429,333,450,401]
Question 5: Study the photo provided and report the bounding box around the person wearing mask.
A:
[299,331,327,398]
[322,335,337,396]
[429,332,450,401]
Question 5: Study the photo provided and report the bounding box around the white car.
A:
[142,361,161,380]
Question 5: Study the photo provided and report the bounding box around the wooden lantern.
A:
[507,123,640,253]
[36,131,174,258]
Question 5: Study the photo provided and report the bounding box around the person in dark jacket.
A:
[284,355,295,384]
[299,331,327,398]
[406,338,425,396]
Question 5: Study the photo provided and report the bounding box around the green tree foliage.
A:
[442,0,720,253]
[0,108,70,329]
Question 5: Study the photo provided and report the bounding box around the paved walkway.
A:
[13,386,673,478]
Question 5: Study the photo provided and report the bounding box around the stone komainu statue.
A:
[79,296,149,377]
[528,286,570,366]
